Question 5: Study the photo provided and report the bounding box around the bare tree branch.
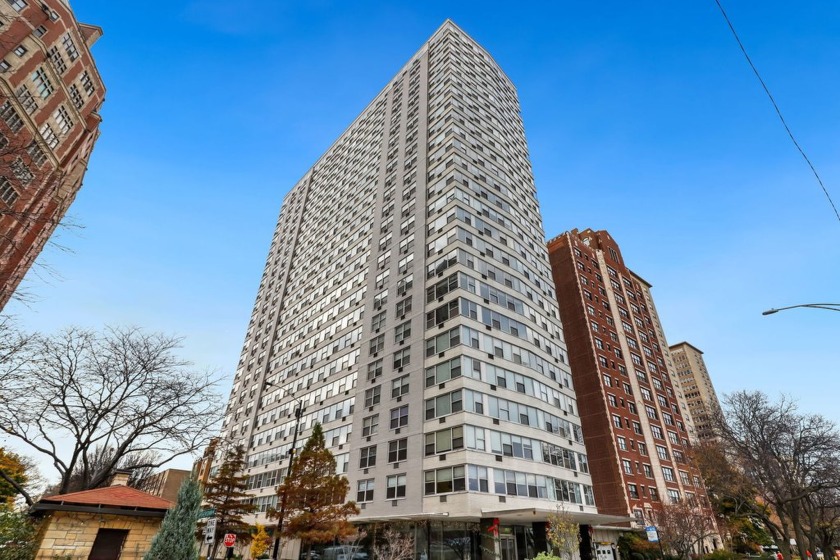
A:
[0,325,223,497]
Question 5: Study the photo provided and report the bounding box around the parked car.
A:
[322,546,368,560]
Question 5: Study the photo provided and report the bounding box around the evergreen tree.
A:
[144,477,201,560]
[275,424,359,546]
[202,444,257,557]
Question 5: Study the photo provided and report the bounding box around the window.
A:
[622,459,632,474]
[369,334,384,355]
[395,296,412,317]
[628,483,639,499]
[424,466,466,495]
[27,141,46,166]
[426,357,462,387]
[0,60,10,72]
[361,415,378,437]
[39,122,58,148]
[393,348,410,369]
[632,421,642,435]
[612,414,622,428]
[359,445,376,468]
[425,426,464,455]
[11,159,32,185]
[7,0,27,12]
[13,45,27,57]
[373,290,388,309]
[396,274,413,296]
[0,178,18,207]
[643,464,653,478]
[662,467,675,482]
[388,438,407,463]
[364,386,381,408]
[667,489,681,503]
[397,254,413,274]
[69,84,84,109]
[15,85,37,115]
[390,405,408,429]
[62,33,79,61]
[372,311,386,330]
[617,436,627,451]
[656,445,669,460]
[367,359,382,381]
[425,391,462,419]
[1,101,23,132]
[386,474,407,499]
[34,25,47,37]
[650,425,663,439]
[394,320,411,343]
[637,442,648,456]
[81,71,95,95]
[391,375,409,398]
[357,479,374,502]
[31,67,54,98]
[54,106,72,134]
[47,46,67,74]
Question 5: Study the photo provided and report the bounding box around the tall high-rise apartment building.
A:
[547,229,718,547]
[668,342,722,443]
[0,0,105,310]
[220,21,615,560]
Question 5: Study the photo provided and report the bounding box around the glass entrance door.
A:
[500,535,516,560]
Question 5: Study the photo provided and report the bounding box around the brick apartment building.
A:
[0,0,105,309]
[547,229,718,549]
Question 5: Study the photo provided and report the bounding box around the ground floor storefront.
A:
[270,515,630,560]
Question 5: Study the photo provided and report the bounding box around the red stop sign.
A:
[223,533,236,547]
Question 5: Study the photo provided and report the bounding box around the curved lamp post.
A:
[762,303,840,316]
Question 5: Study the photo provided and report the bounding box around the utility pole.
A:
[271,399,304,560]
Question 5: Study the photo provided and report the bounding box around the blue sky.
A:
[6,0,840,456]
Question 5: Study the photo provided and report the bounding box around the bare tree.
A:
[715,391,840,560]
[656,499,718,560]
[373,526,414,560]
[0,325,222,503]
[40,446,161,495]
[691,440,778,552]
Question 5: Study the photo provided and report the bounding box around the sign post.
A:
[645,526,665,559]
[204,518,217,559]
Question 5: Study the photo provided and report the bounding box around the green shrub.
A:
[703,551,741,560]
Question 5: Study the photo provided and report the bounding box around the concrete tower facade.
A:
[220,21,610,560]
[547,229,717,546]
[668,342,722,443]
[0,0,105,309]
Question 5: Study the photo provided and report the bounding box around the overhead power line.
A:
[713,0,840,225]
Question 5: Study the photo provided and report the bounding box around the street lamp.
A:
[265,383,306,560]
[761,303,840,316]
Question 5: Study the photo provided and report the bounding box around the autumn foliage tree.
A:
[0,448,32,505]
[275,423,359,547]
[546,508,580,560]
[251,525,272,559]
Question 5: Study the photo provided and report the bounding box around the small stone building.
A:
[31,474,172,560]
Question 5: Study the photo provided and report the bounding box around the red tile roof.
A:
[40,485,173,510]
